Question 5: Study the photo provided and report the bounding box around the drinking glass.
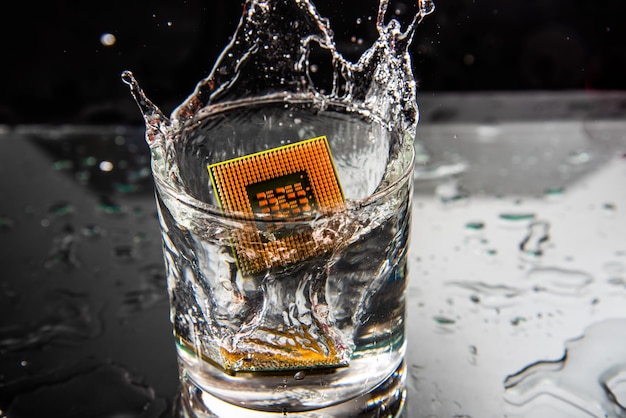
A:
[150,96,414,417]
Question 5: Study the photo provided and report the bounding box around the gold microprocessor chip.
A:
[208,136,345,275]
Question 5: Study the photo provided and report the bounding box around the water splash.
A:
[122,0,434,200]
[122,0,428,383]
[505,319,626,417]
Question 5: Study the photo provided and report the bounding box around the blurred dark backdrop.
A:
[2,0,625,125]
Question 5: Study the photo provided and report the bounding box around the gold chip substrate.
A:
[208,136,345,275]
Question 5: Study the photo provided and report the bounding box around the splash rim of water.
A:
[123,0,431,219]
[152,93,416,222]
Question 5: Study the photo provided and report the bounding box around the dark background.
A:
[2,0,625,125]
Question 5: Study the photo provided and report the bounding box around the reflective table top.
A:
[1,92,626,417]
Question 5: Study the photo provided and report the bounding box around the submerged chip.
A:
[208,136,345,275]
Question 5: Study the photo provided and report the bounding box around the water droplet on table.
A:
[527,267,593,296]
[44,224,80,269]
[0,216,15,230]
[505,319,626,417]
[519,221,550,258]
[48,202,75,217]
[0,290,102,351]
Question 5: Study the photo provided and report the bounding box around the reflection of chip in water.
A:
[208,136,344,275]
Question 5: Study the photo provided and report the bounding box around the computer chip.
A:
[208,136,345,275]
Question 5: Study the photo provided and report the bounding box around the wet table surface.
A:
[1,92,626,417]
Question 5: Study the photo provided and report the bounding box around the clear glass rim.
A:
[153,94,415,222]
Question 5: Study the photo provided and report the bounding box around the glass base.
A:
[174,361,406,417]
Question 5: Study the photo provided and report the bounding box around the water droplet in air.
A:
[419,0,436,18]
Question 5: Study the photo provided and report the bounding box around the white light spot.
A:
[99,161,114,172]
[100,33,117,47]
